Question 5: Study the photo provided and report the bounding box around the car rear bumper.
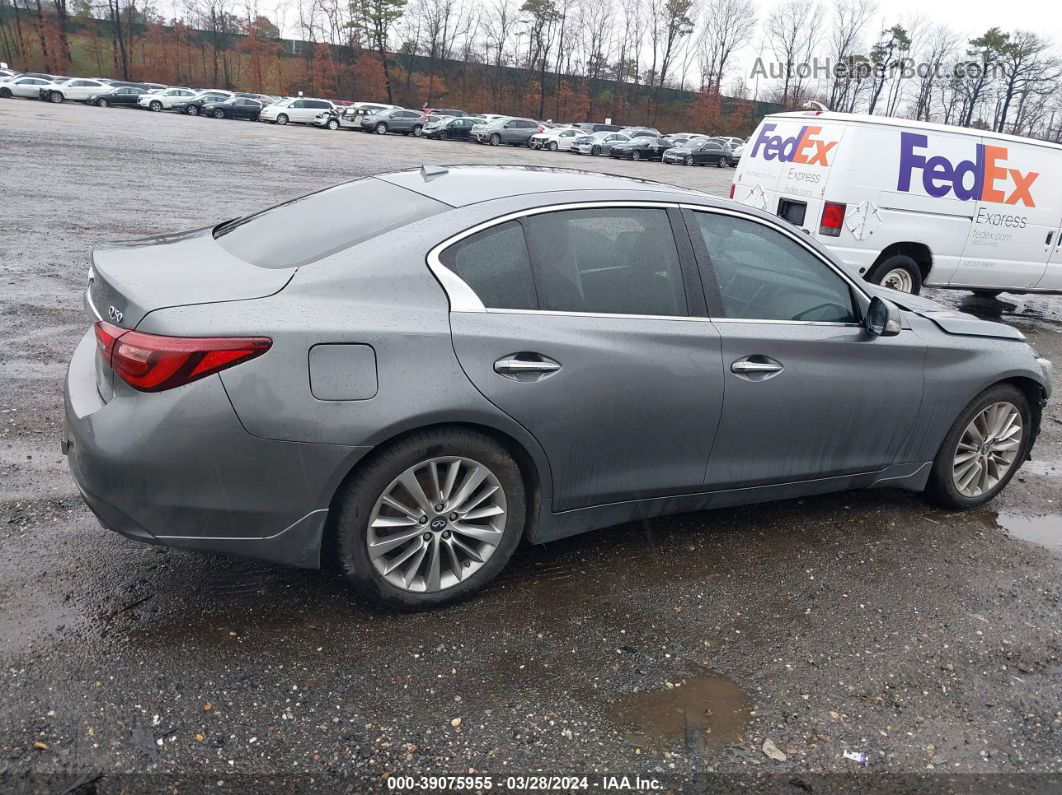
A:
[63,329,368,569]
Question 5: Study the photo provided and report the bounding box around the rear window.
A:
[213,179,447,268]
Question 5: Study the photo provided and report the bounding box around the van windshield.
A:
[214,178,448,268]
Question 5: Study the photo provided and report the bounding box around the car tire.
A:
[684,155,694,166]
[50,91,64,104]
[96,97,108,107]
[376,122,388,134]
[187,105,199,116]
[631,150,641,161]
[275,113,288,125]
[149,100,162,112]
[437,130,448,141]
[591,145,601,156]
[0,87,11,98]
[209,108,222,119]
[926,383,1033,510]
[715,157,725,167]
[548,141,558,151]
[332,427,527,610]
[489,133,501,146]
[327,119,339,130]
[866,254,923,295]
[412,124,423,136]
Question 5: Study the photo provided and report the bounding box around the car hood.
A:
[866,285,1025,340]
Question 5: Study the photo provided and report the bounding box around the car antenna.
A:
[420,164,449,181]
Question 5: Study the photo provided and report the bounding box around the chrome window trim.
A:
[426,200,684,315]
[679,202,873,305]
[476,308,713,323]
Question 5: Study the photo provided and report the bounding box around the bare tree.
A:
[763,0,822,107]
[697,0,756,94]
[826,0,874,109]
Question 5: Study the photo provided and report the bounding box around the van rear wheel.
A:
[867,254,922,295]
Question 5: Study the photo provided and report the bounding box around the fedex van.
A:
[732,111,1062,296]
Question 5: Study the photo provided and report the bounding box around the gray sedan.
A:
[64,167,1052,610]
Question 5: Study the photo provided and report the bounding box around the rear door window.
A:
[523,208,688,317]
[214,178,447,268]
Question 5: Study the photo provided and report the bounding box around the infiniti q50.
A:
[63,166,1052,609]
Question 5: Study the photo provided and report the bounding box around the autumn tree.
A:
[349,0,406,103]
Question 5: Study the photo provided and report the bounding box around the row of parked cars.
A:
[326,104,749,167]
[0,68,748,166]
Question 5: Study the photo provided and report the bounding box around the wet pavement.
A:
[1,100,1061,791]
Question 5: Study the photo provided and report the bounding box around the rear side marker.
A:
[94,321,271,392]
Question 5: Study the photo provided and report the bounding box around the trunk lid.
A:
[87,226,294,402]
[87,226,294,330]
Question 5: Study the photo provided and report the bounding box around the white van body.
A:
[732,111,1062,295]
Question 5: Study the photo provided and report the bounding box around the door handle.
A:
[493,354,562,380]
[731,356,784,380]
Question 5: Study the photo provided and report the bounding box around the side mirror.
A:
[865,295,902,337]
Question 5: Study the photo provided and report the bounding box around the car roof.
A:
[375,165,705,208]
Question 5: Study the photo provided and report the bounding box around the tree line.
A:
[1,0,1060,141]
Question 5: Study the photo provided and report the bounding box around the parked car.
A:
[137,87,197,111]
[259,97,334,125]
[423,116,477,141]
[0,75,54,98]
[64,166,1052,611]
[720,136,745,149]
[528,126,583,151]
[662,138,732,167]
[570,122,623,134]
[729,141,746,165]
[733,110,1062,296]
[424,107,465,118]
[621,126,661,138]
[416,113,453,133]
[38,77,111,103]
[173,90,233,115]
[609,136,673,161]
[88,85,146,107]
[570,131,644,156]
[203,97,264,120]
[362,107,426,135]
[471,117,538,146]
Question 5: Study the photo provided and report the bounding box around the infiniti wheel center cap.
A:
[429,516,447,532]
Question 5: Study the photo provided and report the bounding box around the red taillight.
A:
[819,201,847,237]
[729,184,736,199]
[93,321,271,392]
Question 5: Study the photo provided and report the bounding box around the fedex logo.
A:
[897,132,1038,207]
[750,124,838,166]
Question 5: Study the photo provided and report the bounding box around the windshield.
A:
[214,178,448,269]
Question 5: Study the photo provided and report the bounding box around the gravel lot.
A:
[1,100,1061,792]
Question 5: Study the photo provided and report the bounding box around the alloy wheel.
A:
[952,402,1023,497]
[880,267,914,293]
[366,456,507,593]
[188,105,198,116]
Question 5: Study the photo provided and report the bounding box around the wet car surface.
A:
[1,101,1060,790]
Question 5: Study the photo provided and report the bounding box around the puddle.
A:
[997,512,1062,552]
[609,675,751,752]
